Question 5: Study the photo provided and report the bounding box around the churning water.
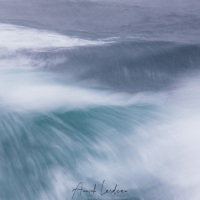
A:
[1,0,200,199]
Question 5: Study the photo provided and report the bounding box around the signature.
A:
[72,180,128,199]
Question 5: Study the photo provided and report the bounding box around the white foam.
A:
[0,68,164,112]
[0,23,106,51]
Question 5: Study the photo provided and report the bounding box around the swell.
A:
[29,40,200,93]
[1,28,200,94]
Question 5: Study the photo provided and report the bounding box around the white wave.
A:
[0,67,165,112]
[0,23,106,51]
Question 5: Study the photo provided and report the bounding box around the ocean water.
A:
[1,0,200,200]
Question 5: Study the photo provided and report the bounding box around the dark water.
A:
[0,1,200,200]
